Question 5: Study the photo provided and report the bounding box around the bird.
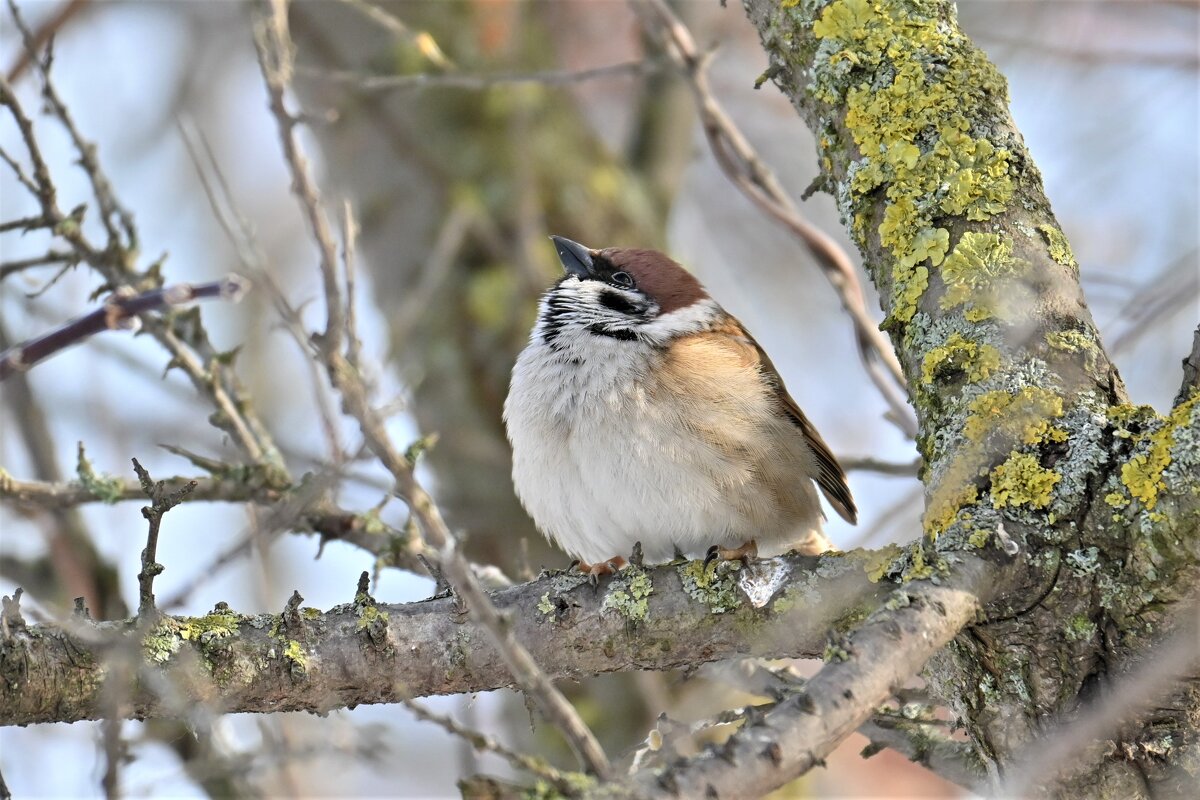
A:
[503,235,857,575]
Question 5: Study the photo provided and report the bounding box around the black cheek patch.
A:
[598,291,642,316]
[586,324,638,342]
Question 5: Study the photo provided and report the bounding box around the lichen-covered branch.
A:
[0,550,891,727]
[737,1,1200,796]
[617,554,999,798]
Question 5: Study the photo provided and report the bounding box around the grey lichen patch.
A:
[1065,547,1101,577]
[143,618,185,664]
[601,567,654,624]
[677,560,744,614]
[1046,395,1110,523]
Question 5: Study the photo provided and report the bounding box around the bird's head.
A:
[537,235,719,350]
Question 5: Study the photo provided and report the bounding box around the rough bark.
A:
[739,1,1200,797]
[0,551,890,727]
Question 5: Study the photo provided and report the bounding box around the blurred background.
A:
[1,0,1196,797]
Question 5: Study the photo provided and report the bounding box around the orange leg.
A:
[704,539,758,569]
[573,555,627,578]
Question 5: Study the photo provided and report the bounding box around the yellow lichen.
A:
[1117,391,1199,510]
[963,386,1065,445]
[1046,329,1100,374]
[602,569,654,624]
[1037,224,1078,270]
[920,332,1001,385]
[925,480,979,538]
[990,452,1061,509]
[925,385,1066,537]
[939,232,1030,321]
[812,0,1013,328]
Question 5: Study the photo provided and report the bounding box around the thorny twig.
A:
[253,0,610,777]
[634,0,917,438]
[131,458,196,617]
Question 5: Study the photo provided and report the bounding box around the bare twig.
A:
[4,0,90,82]
[2,15,282,468]
[334,0,452,69]
[253,0,610,776]
[298,59,662,92]
[177,112,347,463]
[0,471,510,585]
[0,249,78,280]
[6,0,135,250]
[633,0,917,438]
[401,697,578,792]
[131,458,196,617]
[0,276,248,381]
[840,456,922,476]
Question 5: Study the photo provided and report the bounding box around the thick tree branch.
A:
[621,555,999,799]
[0,550,891,727]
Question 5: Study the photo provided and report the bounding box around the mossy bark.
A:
[741,1,1199,796]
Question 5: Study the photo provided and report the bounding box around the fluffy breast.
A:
[504,330,826,564]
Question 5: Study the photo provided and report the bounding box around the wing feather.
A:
[712,316,858,525]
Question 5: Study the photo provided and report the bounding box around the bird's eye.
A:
[610,271,634,289]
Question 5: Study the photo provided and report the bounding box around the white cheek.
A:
[638,299,722,344]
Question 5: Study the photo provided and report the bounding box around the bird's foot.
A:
[572,556,627,584]
[703,539,758,569]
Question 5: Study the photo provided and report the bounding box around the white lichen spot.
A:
[737,560,794,608]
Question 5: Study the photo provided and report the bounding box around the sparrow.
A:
[503,236,857,574]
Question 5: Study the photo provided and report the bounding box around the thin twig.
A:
[175,114,347,463]
[400,698,577,792]
[2,14,282,468]
[634,0,917,438]
[131,458,196,617]
[0,249,78,279]
[334,0,452,69]
[297,59,662,92]
[253,1,610,776]
[841,456,922,476]
[0,276,248,381]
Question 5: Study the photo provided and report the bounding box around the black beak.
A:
[550,235,595,280]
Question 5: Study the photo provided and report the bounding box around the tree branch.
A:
[0,550,892,728]
[1176,324,1200,407]
[0,276,247,381]
[621,555,999,798]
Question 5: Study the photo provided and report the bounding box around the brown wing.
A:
[712,315,859,525]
